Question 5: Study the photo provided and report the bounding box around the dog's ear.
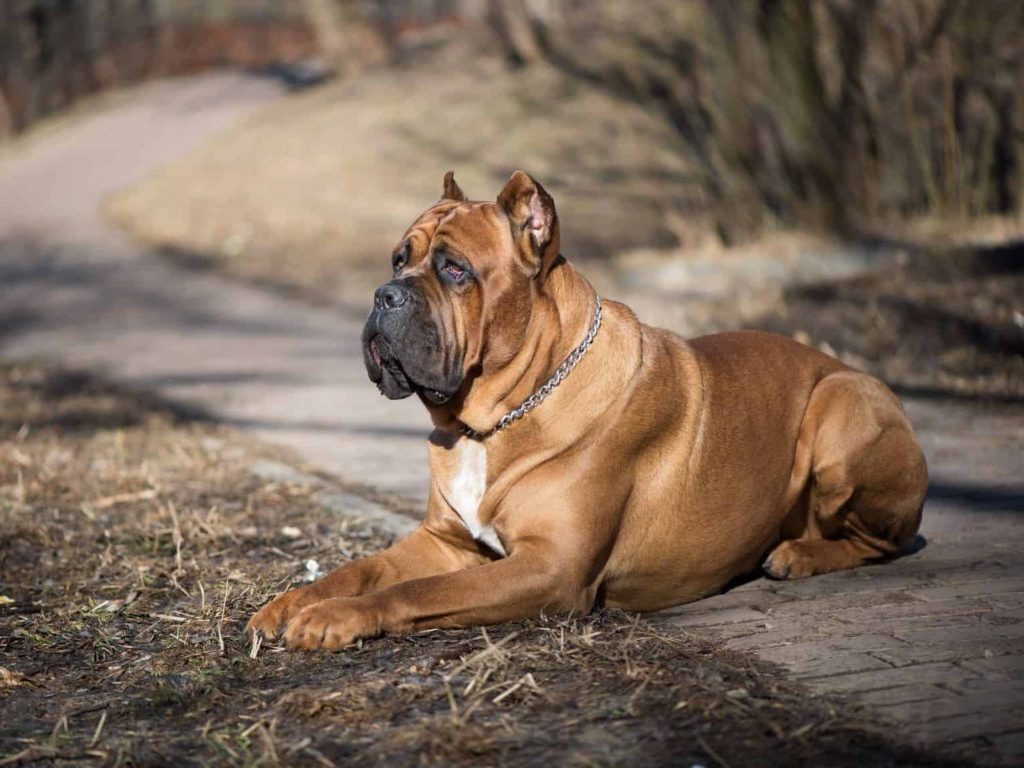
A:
[497,170,560,278]
[441,170,467,202]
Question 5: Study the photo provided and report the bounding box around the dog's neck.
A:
[442,259,597,438]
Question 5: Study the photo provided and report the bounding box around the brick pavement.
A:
[658,416,1024,765]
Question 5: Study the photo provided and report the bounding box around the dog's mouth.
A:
[366,335,411,398]
[420,387,451,405]
[366,334,452,405]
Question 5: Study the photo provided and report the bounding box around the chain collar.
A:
[462,294,603,440]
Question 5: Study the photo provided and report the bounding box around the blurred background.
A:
[1,0,1022,404]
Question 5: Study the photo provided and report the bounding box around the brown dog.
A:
[247,171,927,650]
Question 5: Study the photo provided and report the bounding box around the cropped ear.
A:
[496,170,560,277]
[441,170,467,202]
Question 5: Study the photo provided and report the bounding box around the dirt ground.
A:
[752,249,1024,401]
[0,361,969,767]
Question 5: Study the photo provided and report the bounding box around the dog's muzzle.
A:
[362,279,459,404]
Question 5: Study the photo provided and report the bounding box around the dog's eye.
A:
[392,242,410,274]
[441,261,466,282]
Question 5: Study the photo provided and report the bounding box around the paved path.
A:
[659,398,1024,765]
[0,73,434,503]
[1,73,1022,765]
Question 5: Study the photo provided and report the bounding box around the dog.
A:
[247,171,927,650]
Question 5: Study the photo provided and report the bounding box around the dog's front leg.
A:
[247,522,487,640]
[284,543,588,650]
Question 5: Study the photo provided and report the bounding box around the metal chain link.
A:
[463,294,603,440]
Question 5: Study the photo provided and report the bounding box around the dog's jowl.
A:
[248,170,927,650]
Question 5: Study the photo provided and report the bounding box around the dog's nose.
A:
[374,282,409,311]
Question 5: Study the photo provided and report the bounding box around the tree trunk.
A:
[302,0,388,75]
[489,0,544,66]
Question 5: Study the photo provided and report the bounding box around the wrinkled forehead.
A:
[396,203,458,265]
[395,201,508,266]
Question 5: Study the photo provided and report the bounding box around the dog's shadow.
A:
[718,534,929,594]
[903,534,928,556]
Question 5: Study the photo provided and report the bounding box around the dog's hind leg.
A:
[763,371,927,580]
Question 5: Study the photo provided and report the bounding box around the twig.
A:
[442,678,459,723]
[148,613,189,623]
[491,679,524,704]
[88,711,107,748]
[444,630,520,679]
[1,602,44,615]
[216,580,231,655]
[167,502,184,575]
[258,721,280,766]
[249,632,263,659]
[49,714,68,745]
[0,748,107,765]
[68,702,112,719]
[91,489,158,510]
[696,734,731,768]
[492,672,540,704]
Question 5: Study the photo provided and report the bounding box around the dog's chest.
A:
[444,439,506,557]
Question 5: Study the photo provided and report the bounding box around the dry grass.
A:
[0,361,964,766]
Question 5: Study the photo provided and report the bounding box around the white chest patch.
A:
[445,439,506,557]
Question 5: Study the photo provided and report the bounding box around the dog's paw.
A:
[283,597,381,650]
[246,586,321,639]
[762,541,815,580]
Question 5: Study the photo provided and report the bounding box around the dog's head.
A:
[362,170,561,413]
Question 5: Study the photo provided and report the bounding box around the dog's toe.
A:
[762,553,791,580]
